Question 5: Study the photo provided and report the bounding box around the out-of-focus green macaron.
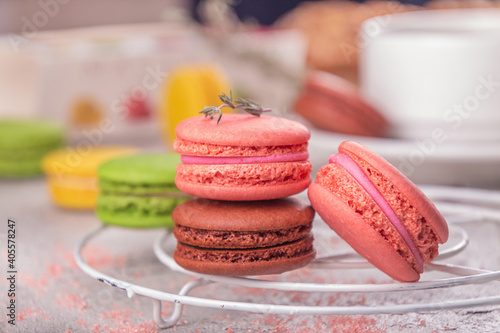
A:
[0,119,65,178]
[97,153,190,228]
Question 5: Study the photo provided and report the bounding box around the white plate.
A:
[309,128,500,187]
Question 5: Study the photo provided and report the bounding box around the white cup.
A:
[360,9,500,141]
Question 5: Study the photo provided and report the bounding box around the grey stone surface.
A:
[1,179,500,332]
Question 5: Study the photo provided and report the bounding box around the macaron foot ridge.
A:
[174,235,315,276]
[174,221,313,249]
[175,176,311,201]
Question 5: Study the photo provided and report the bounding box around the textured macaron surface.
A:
[174,235,315,276]
[339,141,448,244]
[173,198,314,248]
[174,114,312,200]
[176,162,311,187]
[309,141,448,281]
[174,114,310,148]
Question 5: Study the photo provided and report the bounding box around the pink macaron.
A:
[294,71,389,137]
[308,141,448,282]
[174,114,312,201]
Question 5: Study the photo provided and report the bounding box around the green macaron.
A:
[0,119,65,178]
[97,153,190,228]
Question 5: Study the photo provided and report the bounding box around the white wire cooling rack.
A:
[74,185,500,329]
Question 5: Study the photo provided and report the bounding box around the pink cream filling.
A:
[330,153,424,272]
[181,152,309,165]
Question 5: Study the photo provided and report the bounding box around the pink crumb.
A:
[269,325,291,332]
[76,319,88,328]
[47,263,65,277]
[100,309,133,324]
[106,321,157,333]
[263,314,280,326]
[315,316,325,331]
[55,292,87,312]
[17,309,43,321]
[18,273,48,294]
[92,324,103,333]
[98,308,158,333]
[215,314,231,321]
[325,316,384,333]
[64,246,127,270]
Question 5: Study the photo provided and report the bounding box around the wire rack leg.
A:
[153,278,211,328]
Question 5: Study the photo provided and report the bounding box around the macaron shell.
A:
[339,141,449,243]
[295,71,388,137]
[175,176,311,201]
[176,161,311,187]
[172,197,314,231]
[46,176,97,209]
[42,146,138,177]
[175,114,310,147]
[174,138,307,157]
[0,159,45,177]
[0,120,65,149]
[295,92,373,137]
[97,210,176,229]
[98,153,180,185]
[0,120,65,177]
[174,236,316,276]
[308,183,419,282]
[97,193,189,228]
[176,161,311,201]
[160,65,230,143]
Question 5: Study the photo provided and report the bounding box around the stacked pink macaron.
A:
[171,112,316,276]
[174,113,313,201]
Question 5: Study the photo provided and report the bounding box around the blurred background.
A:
[1,0,500,187]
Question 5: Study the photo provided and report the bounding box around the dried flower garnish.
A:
[199,91,271,124]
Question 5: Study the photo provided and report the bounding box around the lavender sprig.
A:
[199,91,271,124]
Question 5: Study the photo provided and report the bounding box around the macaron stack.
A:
[172,112,316,276]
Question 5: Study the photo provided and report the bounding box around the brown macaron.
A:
[172,198,316,276]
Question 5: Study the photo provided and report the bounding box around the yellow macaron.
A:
[42,146,138,209]
[160,64,230,144]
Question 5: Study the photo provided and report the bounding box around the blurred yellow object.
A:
[160,65,230,144]
[42,146,138,210]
